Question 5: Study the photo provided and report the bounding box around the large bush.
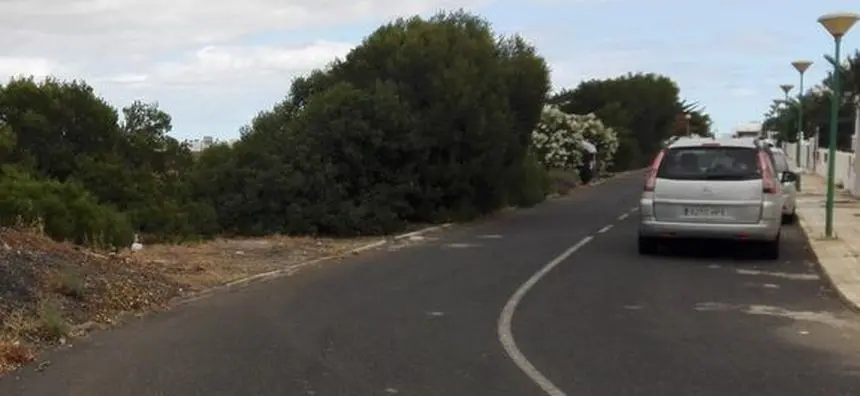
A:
[198,10,552,236]
[0,166,133,248]
[0,79,216,242]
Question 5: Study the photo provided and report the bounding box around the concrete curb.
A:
[796,214,860,313]
[171,223,451,307]
[393,224,452,241]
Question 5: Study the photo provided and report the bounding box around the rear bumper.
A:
[638,217,780,241]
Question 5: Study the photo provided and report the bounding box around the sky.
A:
[0,0,858,141]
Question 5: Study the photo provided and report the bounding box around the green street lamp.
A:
[791,60,813,169]
[818,11,860,238]
[780,84,794,142]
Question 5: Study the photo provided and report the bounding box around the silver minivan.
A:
[638,138,786,259]
[767,147,799,223]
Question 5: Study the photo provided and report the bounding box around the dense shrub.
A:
[0,166,133,248]
[0,79,215,243]
[507,151,551,207]
[198,10,553,236]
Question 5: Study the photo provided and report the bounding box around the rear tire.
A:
[638,236,660,255]
[760,233,780,260]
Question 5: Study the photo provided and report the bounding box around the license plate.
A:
[683,207,727,217]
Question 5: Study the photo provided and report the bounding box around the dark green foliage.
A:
[550,73,707,171]
[197,10,552,236]
[764,50,860,150]
[0,79,214,245]
[509,152,551,207]
[0,165,133,248]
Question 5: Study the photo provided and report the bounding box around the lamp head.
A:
[818,12,860,38]
[780,84,794,94]
[791,60,813,73]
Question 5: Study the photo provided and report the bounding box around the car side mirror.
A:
[780,171,797,183]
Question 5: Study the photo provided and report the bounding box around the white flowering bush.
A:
[531,105,619,172]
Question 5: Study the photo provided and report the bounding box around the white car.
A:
[767,147,799,223]
[638,138,788,259]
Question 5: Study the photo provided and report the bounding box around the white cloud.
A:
[0,0,491,137]
[121,41,356,88]
[0,57,56,79]
[0,0,489,58]
[549,49,653,89]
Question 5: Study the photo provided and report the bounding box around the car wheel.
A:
[638,235,659,255]
[760,234,780,260]
[782,212,796,225]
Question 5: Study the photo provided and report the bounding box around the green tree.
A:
[0,77,214,242]
[674,100,714,137]
[0,77,122,180]
[551,73,685,170]
[763,50,859,150]
[198,10,552,236]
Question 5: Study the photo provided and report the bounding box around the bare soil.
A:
[0,228,376,374]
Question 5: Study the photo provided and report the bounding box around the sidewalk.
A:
[795,172,860,311]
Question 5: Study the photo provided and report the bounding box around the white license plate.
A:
[683,207,727,217]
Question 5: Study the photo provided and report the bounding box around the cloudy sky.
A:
[0,0,858,140]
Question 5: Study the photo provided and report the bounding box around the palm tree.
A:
[822,50,860,98]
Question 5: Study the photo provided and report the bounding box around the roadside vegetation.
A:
[763,50,860,150]
[0,10,713,372]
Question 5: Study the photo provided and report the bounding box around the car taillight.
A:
[757,151,780,194]
[644,149,666,192]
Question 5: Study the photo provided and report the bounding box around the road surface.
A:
[2,171,859,396]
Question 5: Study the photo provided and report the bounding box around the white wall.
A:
[784,139,857,194]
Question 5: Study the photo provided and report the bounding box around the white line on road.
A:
[597,225,613,233]
[498,235,594,396]
[617,212,629,220]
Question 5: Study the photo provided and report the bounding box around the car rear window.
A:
[657,146,762,181]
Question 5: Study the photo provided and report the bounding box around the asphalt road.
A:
[2,171,859,396]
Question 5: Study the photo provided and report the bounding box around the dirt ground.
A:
[0,228,378,374]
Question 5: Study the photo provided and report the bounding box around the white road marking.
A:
[444,242,479,249]
[617,213,629,220]
[630,207,639,213]
[498,235,594,396]
[597,225,613,233]
[734,268,819,281]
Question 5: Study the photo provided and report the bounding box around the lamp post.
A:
[780,84,794,143]
[818,12,860,238]
[791,60,813,168]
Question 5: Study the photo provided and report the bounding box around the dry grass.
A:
[127,235,377,292]
[0,337,35,372]
[0,228,378,375]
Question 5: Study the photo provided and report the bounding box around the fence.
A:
[783,139,857,194]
